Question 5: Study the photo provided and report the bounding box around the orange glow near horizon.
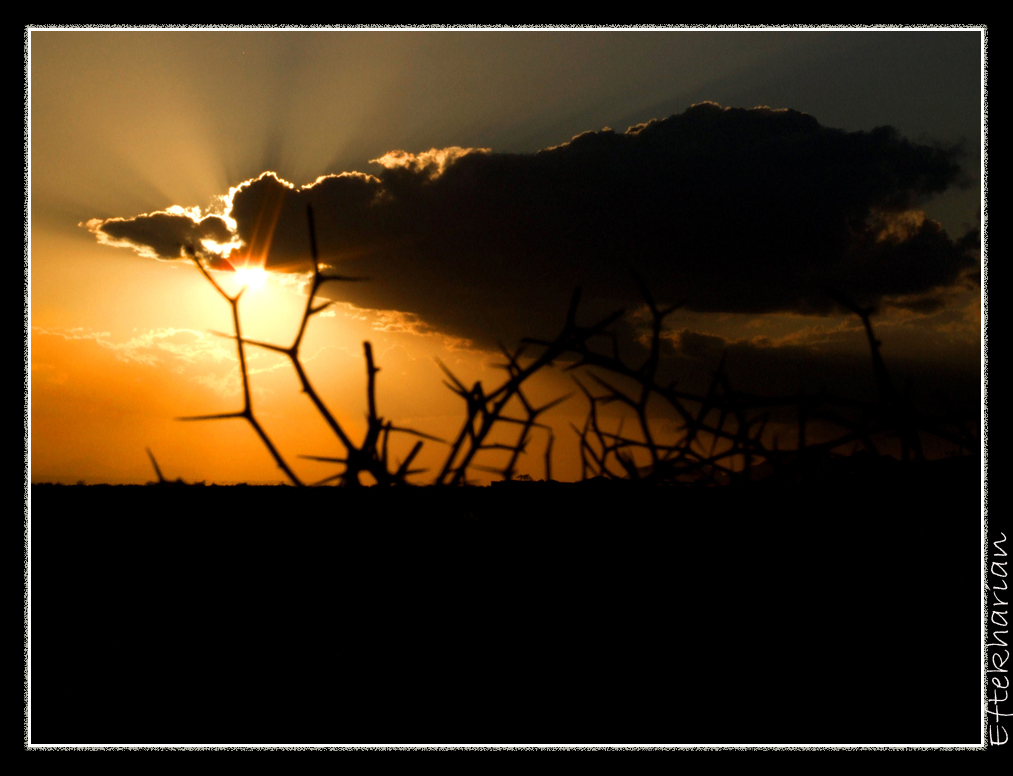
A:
[29,217,981,487]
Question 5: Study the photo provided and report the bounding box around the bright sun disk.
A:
[234,266,268,290]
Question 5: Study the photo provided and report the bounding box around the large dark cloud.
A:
[88,102,977,348]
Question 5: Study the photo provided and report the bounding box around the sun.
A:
[233,266,269,290]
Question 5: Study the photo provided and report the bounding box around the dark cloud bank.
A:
[89,102,977,350]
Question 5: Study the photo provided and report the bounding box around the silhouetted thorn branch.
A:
[544,429,555,481]
[387,426,446,444]
[146,447,167,484]
[177,411,247,422]
[309,301,333,316]
[241,338,291,356]
[299,455,349,464]
[364,342,380,423]
[318,274,370,284]
[434,358,470,396]
[533,392,573,416]
[172,208,971,490]
[394,441,424,480]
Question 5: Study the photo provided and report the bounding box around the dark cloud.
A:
[88,211,233,262]
[87,102,977,348]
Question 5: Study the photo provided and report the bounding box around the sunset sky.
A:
[28,27,985,485]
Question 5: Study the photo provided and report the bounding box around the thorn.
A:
[310,301,333,315]
[387,425,446,444]
[146,447,167,484]
[320,274,370,283]
[534,392,573,415]
[176,412,245,422]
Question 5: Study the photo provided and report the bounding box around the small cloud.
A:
[33,326,235,367]
[371,146,490,179]
[370,309,439,336]
[668,329,727,359]
[84,211,237,262]
[192,371,241,398]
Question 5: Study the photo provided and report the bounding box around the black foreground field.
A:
[30,456,981,745]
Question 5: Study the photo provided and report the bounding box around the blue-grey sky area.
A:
[33,30,982,236]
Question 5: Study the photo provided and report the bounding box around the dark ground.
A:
[29,456,982,745]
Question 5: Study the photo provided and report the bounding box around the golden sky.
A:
[28,28,984,484]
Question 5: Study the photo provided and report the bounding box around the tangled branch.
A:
[176,208,975,488]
